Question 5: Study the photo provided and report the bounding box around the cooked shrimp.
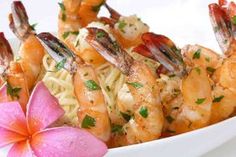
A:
[58,0,106,67]
[104,4,149,48]
[0,32,13,86]
[207,0,236,123]
[37,32,111,142]
[0,32,29,112]
[141,32,213,135]
[86,28,164,146]
[9,1,45,90]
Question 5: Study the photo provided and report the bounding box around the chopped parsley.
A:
[58,2,65,11]
[81,115,96,128]
[96,31,105,38]
[6,82,21,99]
[62,13,66,21]
[192,49,201,59]
[206,67,216,74]
[55,58,66,70]
[232,16,236,25]
[106,86,111,91]
[205,57,210,62]
[195,67,201,75]
[62,32,70,39]
[213,95,224,103]
[118,21,127,33]
[139,106,148,118]
[195,98,206,104]
[92,1,104,12]
[30,23,37,31]
[166,115,175,123]
[111,124,123,134]
[120,112,131,122]
[84,80,101,91]
[58,2,66,21]
[62,31,79,39]
[127,82,143,89]
[224,39,228,44]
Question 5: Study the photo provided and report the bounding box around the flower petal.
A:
[0,84,8,102]
[7,140,33,157]
[0,101,28,136]
[31,127,108,157]
[0,127,26,148]
[26,81,64,134]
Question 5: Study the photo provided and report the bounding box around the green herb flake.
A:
[96,31,105,38]
[213,95,224,103]
[206,67,216,74]
[30,23,37,31]
[111,124,123,134]
[62,13,66,21]
[205,57,210,62]
[139,106,148,118]
[127,82,143,89]
[58,2,66,11]
[232,16,236,25]
[6,82,21,99]
[83,72,88,77]
[62,32,70,39]
[92,1,104,12]
[195,98,206,104]
[106,86,111,92]
[195,67,201,75]
[224,39,228,44]
[118,21,127,33]
[166,115,175,123]
[55,58,66,70]
[120,112,131,122]
[85,80,101,91]
[192,49,201,59]
[81,115,96,128]
[71,31,79,35]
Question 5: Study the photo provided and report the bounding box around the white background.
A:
[0,0,236,156]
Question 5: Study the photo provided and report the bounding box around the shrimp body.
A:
[9,1,45,90]
[113,15,149,48]
[38,33,111,142]
[74,64,111,141]
[58,0,106,67]
[140,33,213,134]
[166,67,212,133]
[104,4,149,48]
[0,31,29,112]
[0,32,13,86]
[86,28,164,145]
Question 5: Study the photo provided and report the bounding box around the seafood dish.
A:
[0,0,236,156]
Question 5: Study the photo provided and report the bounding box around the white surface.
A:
[0,0,236,157]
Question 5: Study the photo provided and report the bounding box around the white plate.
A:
[1,0,236,157]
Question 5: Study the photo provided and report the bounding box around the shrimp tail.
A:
[209,3,233,53]
[37,32,78,73]
[142,32,185,75]
[0,32,13,75]
[132,44,155,59]
[104,3,121,21]
[86,27,134,75]
[9,1,33,41]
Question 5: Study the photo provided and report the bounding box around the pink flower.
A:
[0,81,107,157]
